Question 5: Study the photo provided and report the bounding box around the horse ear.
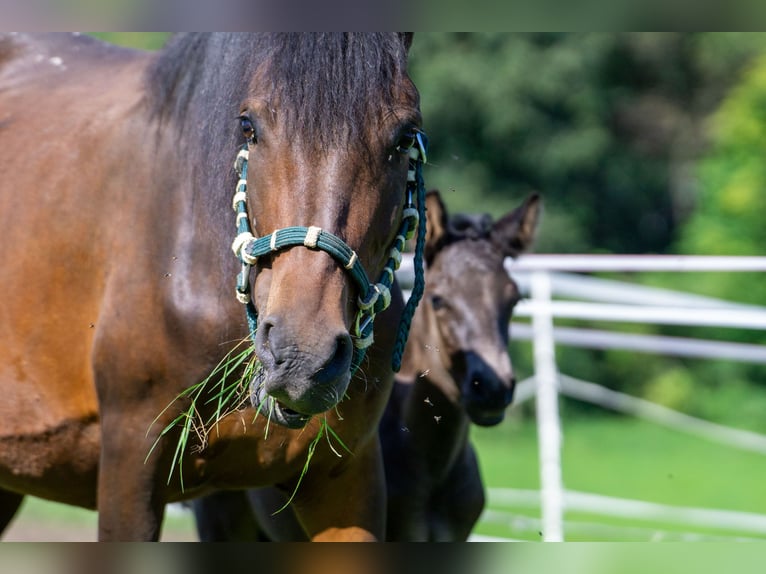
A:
[400,33,414,53]
[424,189,449,265]
[491,193,541,258]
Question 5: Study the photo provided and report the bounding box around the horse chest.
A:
[179,414,322,493]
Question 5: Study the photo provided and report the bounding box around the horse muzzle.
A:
[248,315,353,428]
[250,381,312,429]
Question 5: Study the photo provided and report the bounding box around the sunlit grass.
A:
[471,410,766,541]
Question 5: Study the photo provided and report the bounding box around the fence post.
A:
[530,270,564,541]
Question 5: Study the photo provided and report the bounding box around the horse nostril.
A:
[255,317,280,366]
[315,332,353,385]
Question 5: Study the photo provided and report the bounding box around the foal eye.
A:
[239,115,256,143]
[430,294,447,311]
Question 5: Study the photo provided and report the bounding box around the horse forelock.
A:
[258,33,411,148]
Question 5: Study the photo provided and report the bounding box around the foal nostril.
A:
[315,332,353,385]
[467,371,516,407]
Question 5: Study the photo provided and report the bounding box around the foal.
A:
[380,189,540,540]
[191,190,540,541]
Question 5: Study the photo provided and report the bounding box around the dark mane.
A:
[145,33,412,148]
[437,212,504,270]
[144,33,215,123]
[447,213,494,241]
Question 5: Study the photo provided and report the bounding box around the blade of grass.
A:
[273,420,323,514]
[146,339,256,490]
[324,421,353,457]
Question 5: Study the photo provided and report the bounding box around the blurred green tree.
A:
[408,33,766,255]
[679,53,766,262]
[89,32,169,50]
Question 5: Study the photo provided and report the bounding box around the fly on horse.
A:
[0,33,426,541]
[190,189,540,541]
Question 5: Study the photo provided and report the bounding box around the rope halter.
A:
[230,132,428,375]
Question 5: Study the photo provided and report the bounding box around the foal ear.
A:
[400,33,414,53]
[491,193,541,258]
[424,189,449,265]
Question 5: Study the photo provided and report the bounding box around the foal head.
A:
[422,190,540,426]
[239,34,423,427]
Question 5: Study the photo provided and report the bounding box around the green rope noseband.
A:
[230,133,428,375]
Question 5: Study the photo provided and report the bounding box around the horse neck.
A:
[137,57,251,353]
[400,282,457,391]
[397,288,470,448]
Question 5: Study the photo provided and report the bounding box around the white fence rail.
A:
[485,488,766,537]
[400,253,766,541]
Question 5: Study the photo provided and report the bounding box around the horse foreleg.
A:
[290,438,386,542]
[96,411,165,541]
[192,490,266,541]
[0,489,24,537]
[430,444,485,541]
[246,487,307,541]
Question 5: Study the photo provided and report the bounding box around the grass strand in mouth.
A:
[145,338,259,489]
[146,340,353,503]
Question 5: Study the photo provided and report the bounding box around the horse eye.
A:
[395,130,417,154]
[239,115,256,143]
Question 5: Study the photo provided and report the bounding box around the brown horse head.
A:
[422,190,540,426]
[225,34,422,427]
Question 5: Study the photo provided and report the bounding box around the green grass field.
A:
[3,497,197,541]
[471,411,766,541]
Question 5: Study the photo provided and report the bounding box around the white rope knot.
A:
[232,191,248,211]
[353,331,374,349]
[345,251,358,270]
[234,148,249,169]
[241,250,258,266]
[374,283,391,311]
[358,285,379,311]
[382,266,395,285]
[389,246,403,270]
[402,207,419,240]
[270,231,278,252]
[304,226,322,249]
[231,231,256,259]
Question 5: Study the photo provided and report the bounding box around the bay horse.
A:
[0,33,426,541]
[191,189,540,541]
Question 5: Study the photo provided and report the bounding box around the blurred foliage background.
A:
[92,33,766,432]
